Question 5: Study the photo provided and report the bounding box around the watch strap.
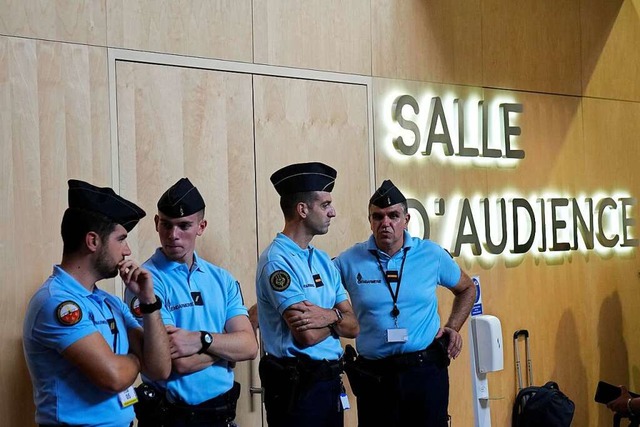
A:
[139,295,162,314]
[199,331,213,354]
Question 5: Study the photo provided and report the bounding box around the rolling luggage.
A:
[511,329,575,427]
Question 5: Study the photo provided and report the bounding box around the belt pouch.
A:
[259,355,301,412]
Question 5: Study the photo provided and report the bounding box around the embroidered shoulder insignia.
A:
[269,270,291,292]
[56,300,83,326]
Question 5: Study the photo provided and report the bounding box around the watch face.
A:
[204,333,213,344]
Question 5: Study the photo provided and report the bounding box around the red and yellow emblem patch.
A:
[56,301,82,326]
[129,296,142,318]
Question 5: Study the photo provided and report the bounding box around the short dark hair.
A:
[280,191,319,220]
[61,208,118,255]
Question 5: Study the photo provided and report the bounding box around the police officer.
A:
[23,179,171,427]
[126,178,258,427]
[255,162,359,427]
[333,180,476,427]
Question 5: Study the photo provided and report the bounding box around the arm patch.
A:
[269,270,291,292]
[56,300,83,326]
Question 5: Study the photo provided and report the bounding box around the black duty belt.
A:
[170,380,240,413]
[270,355,344,381]
[359,338,449,370]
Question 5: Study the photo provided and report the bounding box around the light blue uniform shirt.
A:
[256,233,347,360]
[23,266,139,427]
[125,249,248,405]
[333,231,461,359]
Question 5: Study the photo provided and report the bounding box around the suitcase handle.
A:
[513,329,529,339]
[513,329,533,390]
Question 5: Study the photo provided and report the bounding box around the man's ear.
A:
[405,212,411,228]
[154,214,160,232]
[296,202,308,219]
[197,219,207,236]
[85,231,100,253]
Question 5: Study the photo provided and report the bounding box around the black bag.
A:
[512,381,575,427]
[512,330,575,427]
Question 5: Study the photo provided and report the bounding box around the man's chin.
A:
[375,236,393,248]
[163,248,185,261]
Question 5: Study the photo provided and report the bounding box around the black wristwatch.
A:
[139,295,162,314]
[199,331,213,354]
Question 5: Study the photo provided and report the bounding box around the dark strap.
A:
[269,355,344,381]
[359,337,449,371]
[171,381,240,410]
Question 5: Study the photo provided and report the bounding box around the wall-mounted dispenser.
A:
[471,315,504,374]
[469,312,504,427]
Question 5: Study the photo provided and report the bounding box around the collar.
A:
[152,248,203,272]
[52,265,95,297]
[274,232,315,257]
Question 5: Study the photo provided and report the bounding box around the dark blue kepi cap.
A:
[157,178,205,218]
[270,162,337,196]
[369,180,406,208]
[67,179,146,231]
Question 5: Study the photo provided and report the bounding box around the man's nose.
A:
[167,226,179,240]
[328,206,336,217]
[123,241,132,257]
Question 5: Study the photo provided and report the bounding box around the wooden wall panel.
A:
[107,0,253,62]
[0,0,106,45]
[253,0,371,75]
[582,100,640,426]
[371,0,483,86]
[582,98,640,191]
[253,75,372,256]
[253,75,372,426]
[581,0,640,101]
[115,61,260,425]
[0,36,110,427]
[482,0,582,95]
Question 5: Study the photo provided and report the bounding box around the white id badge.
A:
[118,385,139,408]
[386,328,408,343]
[340,391,351,410]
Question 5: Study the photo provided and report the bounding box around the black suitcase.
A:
[511,329,575,427]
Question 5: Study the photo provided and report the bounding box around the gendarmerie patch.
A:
[270,270,291,291]
[56,301,83,326]
[129,296,142,318]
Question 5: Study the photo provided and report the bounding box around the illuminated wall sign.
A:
[407,195,638,260]
[391,94,524,162]
[383,91,638,260]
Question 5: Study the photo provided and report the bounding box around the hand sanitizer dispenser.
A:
[471,315,504,374]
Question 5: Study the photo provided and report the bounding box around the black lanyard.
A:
[103,301,119,353]
[373,248,408,320]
